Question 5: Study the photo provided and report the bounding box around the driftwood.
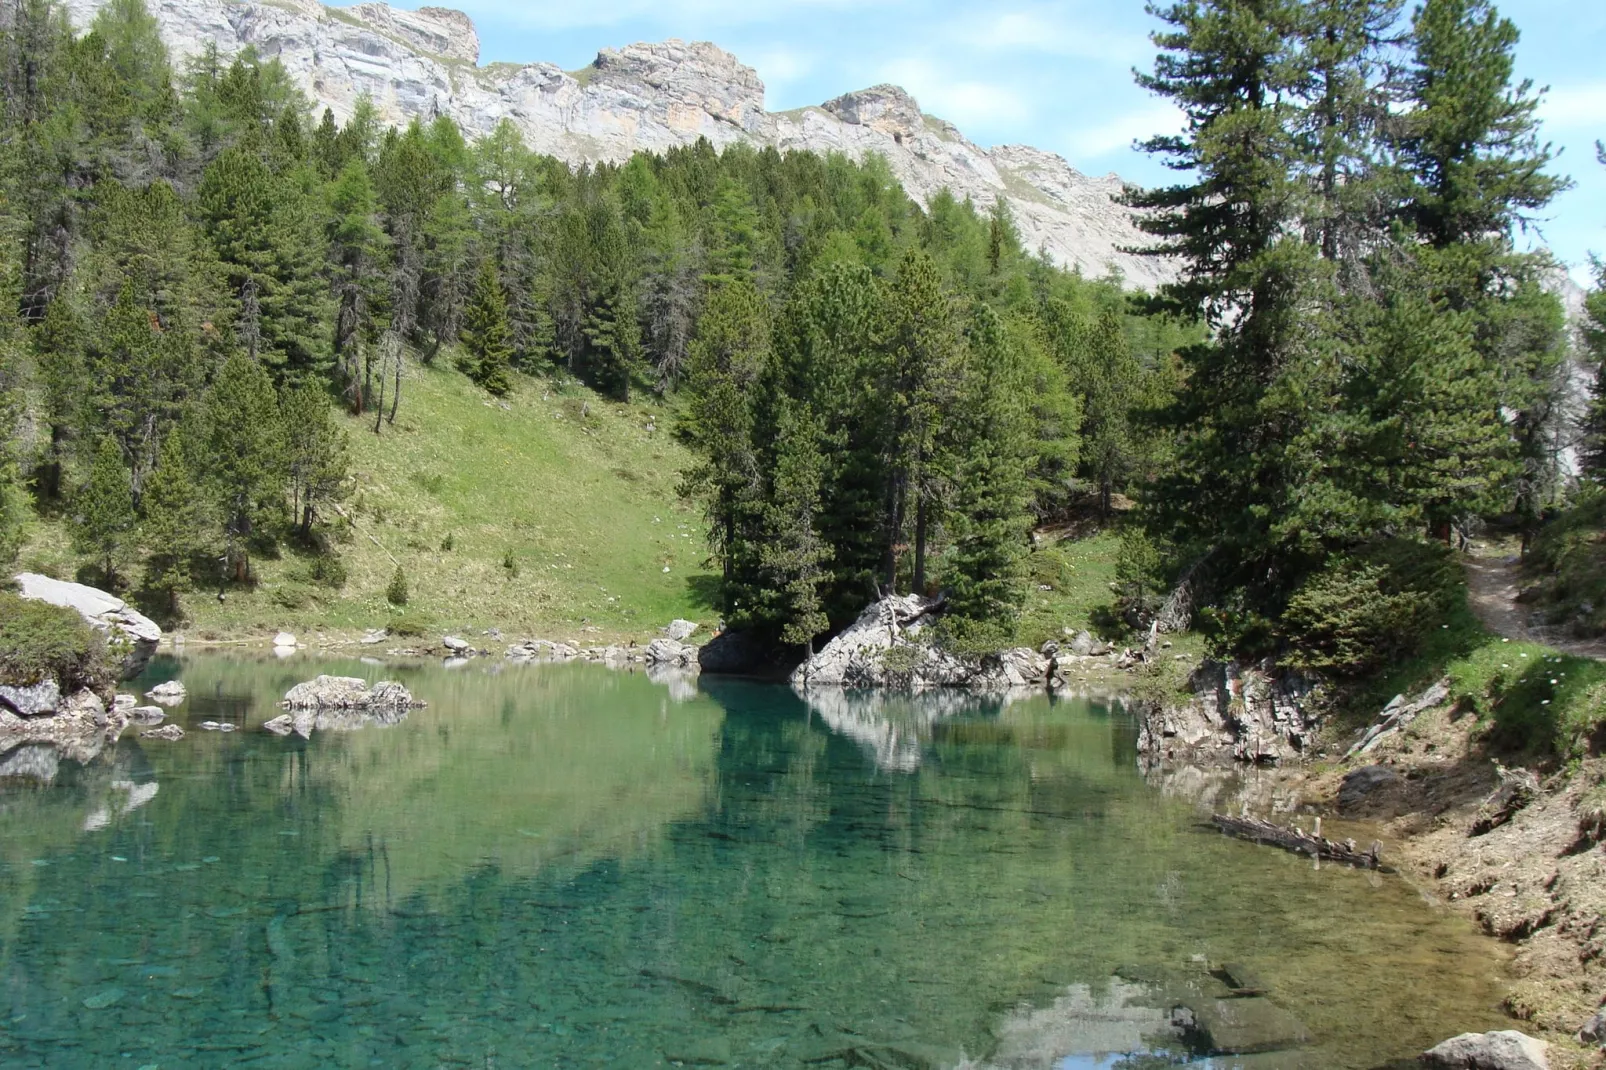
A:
[1211,814,1385,869]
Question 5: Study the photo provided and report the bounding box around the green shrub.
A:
[1526,489,1606,637]
[1283,539,1460,677]
[386,565,409,606]
[309,553,347,590]
[0,590,109,692]
[386,610,432,638]
[501,550,518,577]
[440,532,454,552]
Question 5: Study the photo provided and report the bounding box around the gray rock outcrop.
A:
[61,0,1175,290]
[0,689,127,761]
[13,572,162,679]
[1138,659,1320,766]
[0,680,63,717]
[1420,1030,1549,1070]
[280,675,421,710]
[644,637,694,667]
[662,619,699,642]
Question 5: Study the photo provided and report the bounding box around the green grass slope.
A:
[20,360,718,643]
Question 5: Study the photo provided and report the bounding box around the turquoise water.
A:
[0,656,1512,1069]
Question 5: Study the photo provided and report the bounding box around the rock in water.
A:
[280,675,420,710]
[0,744,60,783]
[0,680,62,717]
[644,638,693,667]
[1421,1030,1549,1070]
[662,619,699,641]
[442,635,470,653]
[141,724,184,741]
[128,706,165,725]
[273,631,298,649]
[198,721,237,732]
[12,572,161,679]
[1190,997,1308,1055]
[146,680,187,704]
[262,714,294,735]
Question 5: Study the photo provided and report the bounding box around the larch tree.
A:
[71,436,138,587]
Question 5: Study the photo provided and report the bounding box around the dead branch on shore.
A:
[1211,813,1386,869]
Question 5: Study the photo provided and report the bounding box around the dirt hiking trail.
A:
[1464,546,1606,660]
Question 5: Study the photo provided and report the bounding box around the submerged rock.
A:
[13,572,161,679]
[140,724,184,741]
[1190,996,1308,1054]
[262,714,295,735]
[280,675,421,710]
[1420,1030,1549,1070]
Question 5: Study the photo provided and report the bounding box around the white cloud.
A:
[747,46,814,90]
[960,6,1149,65]
[1065,102,1182,159]
[877,57,1031,128]
[452,0,893,32]
[1540,82,1606,132]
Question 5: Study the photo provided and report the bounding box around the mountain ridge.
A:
[63,0,1176,290]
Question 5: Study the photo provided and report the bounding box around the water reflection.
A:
[0,657,1514,1069]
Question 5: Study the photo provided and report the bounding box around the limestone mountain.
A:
[62,0,1174,290]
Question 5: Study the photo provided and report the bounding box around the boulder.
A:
[1138,659,1320,768]
[273,631,298,649]
[114,693,137,709]
[1420,1030,1549,1070]
[128,706,165,725]
[1578,1010,1605,1047]
[13,572,161,679]
[0,689,124,760]
[791,595,953,689]
[280,675,421,710]
[146,680,187,705]
[442,635,471,653]
[1337,764,1401,811]
[141,724,184,741]
[361,628,388,645]
[1068,630,1096,657]
[697,630,765,675]
[198,721,237,732]
[506,639,581,662]
[0,680,62,717]
[262,714,295,735]
[644,638,692,667]
[662,619,699,641]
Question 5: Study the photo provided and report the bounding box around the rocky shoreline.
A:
[1138,666,1606,1068]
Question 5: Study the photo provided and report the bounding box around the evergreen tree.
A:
[140,425,209,615]
[281,384,350,536]
[202,354,285,582]
[327,158,388,411]
[71,437,137,586]
[0,390,26,568]
[880,248,962,594]
[460,259,513,396]
[943,304,1034,634]
[679,280,771,620]
[761,401,832,651]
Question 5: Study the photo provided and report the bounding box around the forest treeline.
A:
[0,0,1186,640]
[0,0,1599,671]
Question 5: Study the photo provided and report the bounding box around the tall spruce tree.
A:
[71,436,137,586]
[679,280,771,620]
[460,259,513,396]
[202,354,284,582]
[761,400,832,651]
[139,425,208,615]
[281,384,350,536]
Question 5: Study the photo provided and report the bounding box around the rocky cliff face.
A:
[63,0,1175,290]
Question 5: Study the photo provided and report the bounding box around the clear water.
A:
[0,655,1512,1069]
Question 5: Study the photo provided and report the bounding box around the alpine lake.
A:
[0,654,1514,1069]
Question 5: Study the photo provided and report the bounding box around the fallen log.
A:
[1211,814,1385,870]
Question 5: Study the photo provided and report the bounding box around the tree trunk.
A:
[913,494,927,594]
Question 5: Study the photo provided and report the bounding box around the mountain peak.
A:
[61,0,1175,289]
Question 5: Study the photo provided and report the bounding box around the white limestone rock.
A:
[13,573,161,679]
[1421,1030,1549,1070]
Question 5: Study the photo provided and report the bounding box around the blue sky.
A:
[437,0,1601,282]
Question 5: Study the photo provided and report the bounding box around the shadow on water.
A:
[0,655,1514,1068]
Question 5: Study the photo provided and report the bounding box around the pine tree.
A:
[71,437,137,586]
[327,158,388,411]
[202,354,285,582]
[942,304,1033,634]
[281,384,350,536]
[880,248,962,594]
[460,259,513,396]
[0,390,26,568]
[679,280,771,620]
[140,425,209,615]
[761,401,832,651]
